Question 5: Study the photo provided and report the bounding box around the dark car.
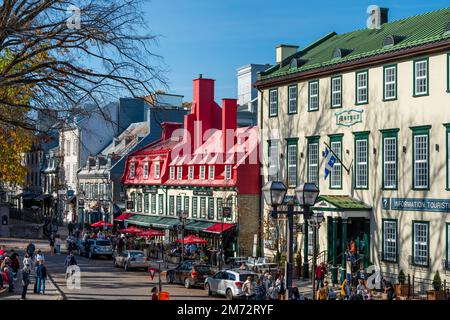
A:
[166,262,213,289]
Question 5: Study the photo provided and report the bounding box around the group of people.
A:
[241,272,300,300]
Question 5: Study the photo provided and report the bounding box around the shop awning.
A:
[203,223,235,234]
[114,213,134,221]
[312,195,372,219]
[185,220,216,231]
[125,214,162,227]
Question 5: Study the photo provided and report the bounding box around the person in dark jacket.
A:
[21,265,31,299]
[9,250,20,278]
[35,260,47,294]
[26,242,36,259]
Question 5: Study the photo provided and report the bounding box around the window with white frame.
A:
[355,137,368,188]
[176,196,182,215]
[383,220,397,262]
[308,141,319,186]
[383,136,397,189]
[309,81,319,111]
[268,140,278,181]
[225,165,232,180]
[143,162,149,179]
[269,89,278,116]
[356,71,368,104]
[200,197,206,219]
[307,226,318,255]
[188,166,194,180]
[208,197,214,220]
[208,166,215,180]
[287,142,297,187]
[192,197,198,218]
[217,198,223,220]
[137,193,143,212]
[330,140,342,188]
[72,138,77,155]
[413,222,428,266]
[158,194,163,214]
[66,140,71,156]
[414,59,428,96]
[331,76,342,107]
[169,166,175,180]
[151,194,156,214]
[184,196,189,214]
[384,65,397,100]
[154,162,160,179]
[200,166,206,180]
[413,134,428,189]
[288,85,297,114]
[144,193,149,213]
[129,163,135,178]
[177,166,183,180]
[169,196,174,215]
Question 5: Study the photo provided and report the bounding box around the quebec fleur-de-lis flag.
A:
[324,147,337,180]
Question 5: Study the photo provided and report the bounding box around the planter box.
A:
[426,290,446,300]
[394,284,411,297]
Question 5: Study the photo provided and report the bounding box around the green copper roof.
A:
[259,7,450,81]
[315,195,372,210]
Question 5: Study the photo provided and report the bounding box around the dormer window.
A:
[188,166,194,180]
[129,163,135,178]
[200,166,206,180]
[332,48,353,60]
[383,35,406,48]
[170,166,175,180]
[143,162,149,179]
[177,167,183,180]
[154,162,160,179]
[208,166,215,180]
[95,158,100,169]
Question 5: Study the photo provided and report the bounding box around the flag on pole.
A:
[324,147,337,180]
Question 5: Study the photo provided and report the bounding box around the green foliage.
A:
[397,270,406,284]
[432,271,442,291]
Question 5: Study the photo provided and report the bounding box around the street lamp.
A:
[178,210,188,264]
[262,181,319,300]
[308,211,325,300]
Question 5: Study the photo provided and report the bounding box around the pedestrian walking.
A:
[315,264,324,291]
[55,235,62,254]
[254,278,266,300]
[243,275,255,300]
[316,283,328,300]
[2,266,14,292]
[151,286,159,300]
[275,273,286,300]
[23,253,33,270]
[49,234,55,256]
[35,250,45,264]
[21,265,31,300]
[26,242,36,259]
[35,260,47,294]
[9,250,20,279]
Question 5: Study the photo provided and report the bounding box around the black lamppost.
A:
[262,181,320,300]
[308,211,325,300]
[178,210,188,264]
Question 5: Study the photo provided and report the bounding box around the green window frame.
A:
[287,85,298,115]
[413,58,429,97]
[383,64,397,101]
[410,125,431,190]
[217,198,223,220]
[445,124,450,190]
[355,70,369,105]
[331,75,342,108]
[158,194,164,215]
[381,218,398,263]
[176,195,182,215]
[184,196,189,215]
[308,80,319,112]
[286,138,298,187]
[143,193,149,213]
[130,192,136,211]
[192,197,198,218]
[169,195,174,216]
[329,134,343,189]
[200,197,206,219]
[381,129,399,190]
[151,194,157,214]
[307,136,320,186]
[269,89,278,117]
[268,140,279,181]
[137,193,143,212]
[208,197,215,220]
[412,220,429,267]
[353,131,370,190]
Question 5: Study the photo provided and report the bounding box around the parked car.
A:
[76,239,113,259]
[113,250,150,271]
[166,262,213,289]
[204,270,257,300]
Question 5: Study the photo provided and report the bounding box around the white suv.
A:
[204,270,257,300]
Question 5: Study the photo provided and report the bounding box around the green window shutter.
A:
[353,131,370,190]
[410,125,431,190]
[380,129,399,190]
[328,134,343,189]
[286,138,299,187]
[307,136,320,186]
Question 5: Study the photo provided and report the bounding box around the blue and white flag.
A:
[324,147,337,180]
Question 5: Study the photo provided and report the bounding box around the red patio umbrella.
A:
[118,226,143,234]
[176,234,207,245]
[137,229,165,237]
[90,220,113,228]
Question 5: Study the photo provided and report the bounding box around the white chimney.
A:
[276,44,299,64]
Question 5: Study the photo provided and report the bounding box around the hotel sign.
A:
[193,190,213,196]
[335,109,363,127]
[382,198,450,213]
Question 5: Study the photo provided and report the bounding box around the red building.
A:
[122,76,261,258]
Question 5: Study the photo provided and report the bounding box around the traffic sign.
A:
[148,267,157,280]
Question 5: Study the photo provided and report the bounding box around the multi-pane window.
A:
[177,167,183,180]
[413,133,429,189]
[383,133,398,189]
[144,193,149,213]
[330,139,342,189]
[188,166,194,180]
[184,197,189,214]
[217,198,223,220]
[192,197,198,218]
[143,162,149,179]
[308,81,319,111]
[287,140,297,187]
[331,76,342,108]
[307,226,315,256]
[129,163,135,178]
[169,196,175,215]
[225,165,232,180]
[151,194,157,214]
[93,183,98,199]
[130,192,136,211]
[200,166,206,180]
[158,194,164,215]
[86,183,91,200]
[176,196,182,215]
[208,166,215,180]
[355,135,368,188]
[356,71,368,104]
[307,140,319,186]
[414,59,428,96]
[268,140,278,181]
[269,89,278,117]
[154,162,160,179]
[383,220,397,262]
[169,167,175,180]
[288,85,297,114]
[384,65,397,100]
[208,197,215,220]
[200,197,206,219]
[413,222,429,266]
[137,193,143,212]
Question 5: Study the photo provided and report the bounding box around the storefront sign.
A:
[335,109,363,127]
[193,190,213,196]
[382,197,450,213]
[143,187,158,193]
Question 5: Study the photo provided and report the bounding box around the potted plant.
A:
[394,270,410,297]
[427,271,446,300]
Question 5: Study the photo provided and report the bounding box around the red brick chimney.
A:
[221,98,237,153]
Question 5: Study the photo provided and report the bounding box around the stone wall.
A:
[237,194,261,257]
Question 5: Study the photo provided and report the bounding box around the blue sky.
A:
[142,0,450,101]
